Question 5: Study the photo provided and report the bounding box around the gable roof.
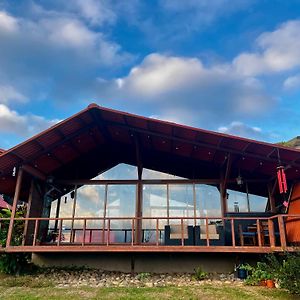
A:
[0,103,300,198]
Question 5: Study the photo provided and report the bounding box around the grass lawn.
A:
[0,274,298,300]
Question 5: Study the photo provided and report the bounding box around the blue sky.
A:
[1,0,300,149]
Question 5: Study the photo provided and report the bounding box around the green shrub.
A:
[136,272,151,280]
[241,253,300,294]
[193,267,208,281]
[277,253,300,295]
[0,206,31,275]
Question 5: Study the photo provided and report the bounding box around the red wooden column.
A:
[22,179,34,246]
[6,167,24,248]
[268,183,276,213]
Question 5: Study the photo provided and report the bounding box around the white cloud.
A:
[74,0,116,25]
[218,121,269,140]
[234,20,300,76]
[0,11,18,33]
[283,74,300,90]
[0,85,27,104]
[0,104,58,137]
[98,53,273,126]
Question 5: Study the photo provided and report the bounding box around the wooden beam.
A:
[103,120,300,169]
[6,167,24,247]
[22,164,47,181]
[268,183,276,213]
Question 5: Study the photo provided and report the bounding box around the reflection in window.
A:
[227,190,249,213]
[93,163,138,180]
[227,188,268,212]
[195,185,221,224]
[142,168,185,180]
[142,185,167,243]
[169,184,194,225]
[106,185,136,243]
[74,185,106,243]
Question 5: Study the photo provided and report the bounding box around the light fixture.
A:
[236,167,243,186]
[236,175,243,186]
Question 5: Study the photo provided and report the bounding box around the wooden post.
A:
[22,180,34,246]
[268,219,275,247]
[54,196,61,232]
[231,219,236,247]
[70,185,77,243]
[268,183,276,213]
[278,215,287,249]
[256,219,262,247]
[6,167,24,247]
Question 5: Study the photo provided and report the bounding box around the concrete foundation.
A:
[32,252,262,273]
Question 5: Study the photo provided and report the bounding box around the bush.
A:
[278,253,300,295]
[0,206,31,275]
[193,267,208,281]
[241,253,300,294]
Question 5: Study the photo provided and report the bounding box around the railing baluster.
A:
[181,218,184,246]
[257,219,262,247]
[33,219,39,246]
[268,219,275,247]
[231,219,235,247]
[57,219,63,246]
[278,215,287,249]
[89,230,92,243]
[206,218,209,246]
[131,219,134,246]
[156,218,159,246]
[82,219,86,246]
[107,219,110,246]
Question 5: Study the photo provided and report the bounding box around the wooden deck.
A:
[3,245,298,253]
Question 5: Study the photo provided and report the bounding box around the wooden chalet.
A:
[0,104,299,260]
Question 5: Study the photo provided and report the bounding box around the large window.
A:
[142,183,221,242]
[227,185,268,213]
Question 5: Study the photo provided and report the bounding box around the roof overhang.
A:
[1,104,300,198]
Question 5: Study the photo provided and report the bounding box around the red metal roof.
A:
[0,103,300,198]
[0,194,11,210]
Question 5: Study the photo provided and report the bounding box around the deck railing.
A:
[1,214,300,251]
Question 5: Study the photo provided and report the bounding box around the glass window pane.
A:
[49,199,58,230]
[142,185,167,243]
[74,185,106,243]
[94,164,138,180]
[59,191,75,242]
[142,168,185,180]
[249,194,268,212]
[227,189,249,212]
[106,185,136,243]
[195,185,221,224]
[169,184,194,225]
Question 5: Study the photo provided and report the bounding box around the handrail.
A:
[2,214,300,249]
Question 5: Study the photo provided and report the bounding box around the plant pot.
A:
[237,268,247,279]
[260,280,267,286]
[266,279,275,288]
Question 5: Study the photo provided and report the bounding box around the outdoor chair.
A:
[194,224,225,246]
[164,224,194,245]
[238,223,257,246]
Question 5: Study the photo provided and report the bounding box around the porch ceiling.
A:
[1,103,300,198]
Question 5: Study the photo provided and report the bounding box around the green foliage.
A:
[136,272,151,280]
[241,254,300,294]
[0,205,31,275]
[193,266,208,281]
[240,262,272,285]
[277,253,300,295]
